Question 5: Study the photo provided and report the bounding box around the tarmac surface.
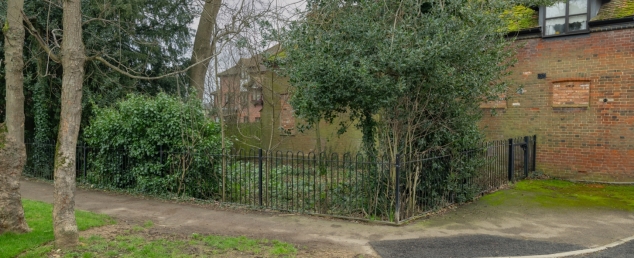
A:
[575,240,634,258]
[19,178,634,257]
[370,235,585,257]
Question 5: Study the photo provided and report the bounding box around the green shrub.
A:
[502,5,539,32]
[83,93,228,198]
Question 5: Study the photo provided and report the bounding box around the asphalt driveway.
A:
[370,235,585,257]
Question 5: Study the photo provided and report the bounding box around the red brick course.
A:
[480,28,634,182]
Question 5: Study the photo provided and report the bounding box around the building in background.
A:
[214,51,267,124]
[216,45,363,153]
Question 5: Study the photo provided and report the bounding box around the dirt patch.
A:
[80,223,129,240]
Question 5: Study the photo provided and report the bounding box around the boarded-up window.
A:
[552,79,590,108]
[280,94,295,135]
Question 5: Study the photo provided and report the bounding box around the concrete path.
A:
[20,179,634,257]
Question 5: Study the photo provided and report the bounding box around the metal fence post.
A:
[258,149,263,207]
[524,136,530,178]
[508,138,514,182]
[532,135,537,172]
[83,143,87,181]
[394,154,401,224]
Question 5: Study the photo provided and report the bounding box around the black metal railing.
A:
[24,135,537,224]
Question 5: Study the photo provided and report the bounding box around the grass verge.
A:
[0,199,114,258]
[22,222,298,258]
[6,199,297,257]
[482,179,634,211]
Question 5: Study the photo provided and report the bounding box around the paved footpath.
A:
[20,179,634,257]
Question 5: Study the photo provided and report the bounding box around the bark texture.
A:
[190,0,222,100]
[53,0,86,248]
[0,0,31,235]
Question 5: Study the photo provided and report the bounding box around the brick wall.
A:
[217,72,262,123]
[480,28,634,182]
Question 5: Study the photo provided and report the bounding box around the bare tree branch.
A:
[22,10,60,63]
[93,52,220,81]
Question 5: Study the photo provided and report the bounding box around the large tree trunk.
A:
[190,0,222,100]
[53,0,86,248]
[0,0,31,234]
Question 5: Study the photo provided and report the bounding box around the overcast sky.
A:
[189,0,306,36]
[188,0,307,101]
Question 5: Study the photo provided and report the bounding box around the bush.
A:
[83,93,228,198]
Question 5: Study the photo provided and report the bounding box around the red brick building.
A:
[214,53,267,124]
[481,0,634,182]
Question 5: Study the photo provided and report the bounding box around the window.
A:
[240,93,248,105]
[226,93,235,105]
[240,67,250,87]
[251,90,262,101]
[543,0,589,36]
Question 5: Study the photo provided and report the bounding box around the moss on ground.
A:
[482,179,634,211]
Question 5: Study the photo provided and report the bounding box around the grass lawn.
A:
[3,200,298,258]
[482,179,634,211]
[0,199,114,258]
[22,232,298,258]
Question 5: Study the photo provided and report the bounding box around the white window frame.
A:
[543,0,590,37]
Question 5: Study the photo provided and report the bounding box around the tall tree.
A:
[0,0,30,234]
[53,0,86,248]
[190,0,222,100]
[283,0,553,155]
[6,0,197,145]
[22,0,197,248]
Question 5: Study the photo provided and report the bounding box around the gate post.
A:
[508,138,514,182]
[83,143,87,182]
[394,154,401,224]
[532,135,537,172]
[524,136,530,178]
[258,149,263,207]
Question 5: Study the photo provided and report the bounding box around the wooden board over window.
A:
[280,93,295,135]
[552,78,590,108]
